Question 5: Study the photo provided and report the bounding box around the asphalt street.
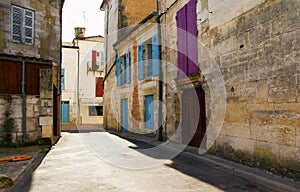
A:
[5,131,295,192]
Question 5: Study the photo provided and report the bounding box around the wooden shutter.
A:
[152,34,159,76]
[125,52,131,84]
[187,0,198,75]
[147,44,153,76]
[11,6,22,42]
[176,5,188,77]
[138,43,144,80]
[24,10,34,44]
[96,77,103,97]
[92,50,97,71]
[116,57,121,86]
[61,68,65,90]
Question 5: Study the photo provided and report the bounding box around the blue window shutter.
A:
[61,68,65,90]
[126,51,131,84]
[116,57,121,86]
[138,44,144,80]
[152,34,159,76]
[147,44,153,76]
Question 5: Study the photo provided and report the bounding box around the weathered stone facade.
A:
[102,0,300,179]
[101,0,157,132]
[161,0,300,179]
[0,0,64,144]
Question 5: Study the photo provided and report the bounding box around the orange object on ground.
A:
[0,156,31,163]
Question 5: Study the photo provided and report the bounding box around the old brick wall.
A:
[162,0,300,179]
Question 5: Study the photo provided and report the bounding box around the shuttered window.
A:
[176,0,198,77]
[138,43,144,80]
[11,5,34,44]
[116,52,131,86]
[137,34,159,80]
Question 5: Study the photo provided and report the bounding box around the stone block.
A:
[225,103,249,123]
[26,118,38,132]
[269,126,296,146]
[39,116,53,126]
[250,109,276,126]
[250,125,270,142]
[275,109,300,126]
[41,125,53,139]
[256,80,268,104]
[234,138,255,153]
[279,145,300,162]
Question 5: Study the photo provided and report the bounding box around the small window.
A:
[100,52,104,67]
[116,51,131,86]
[89,106,103,116]
[137,35,159,80]
[11,5,34,44]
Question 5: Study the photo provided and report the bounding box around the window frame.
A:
[116,51,131,86]
[88,106,103,116]
[11,5,34,44]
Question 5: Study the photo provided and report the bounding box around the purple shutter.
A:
[176,5,188,77]
[187,0,198,75]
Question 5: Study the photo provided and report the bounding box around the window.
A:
[95,77,103,97]
[176,0,198,77]
[116,51,131,86]
[61,68,65,90]
[89,106,103,116]
[138,35,159,80]
[11,5,34,44]
[100,52,105,67]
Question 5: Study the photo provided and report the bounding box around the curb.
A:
[108,130,300,192]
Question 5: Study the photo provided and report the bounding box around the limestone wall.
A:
[162,0,300,178]
[0,0,62,63]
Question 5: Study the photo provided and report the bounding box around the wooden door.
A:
[61,101,70,124]
[181,87,206,147]
[121,99,128,133]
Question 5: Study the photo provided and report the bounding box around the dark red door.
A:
[181,87,206,147]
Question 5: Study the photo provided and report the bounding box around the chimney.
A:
[74,27,86,38]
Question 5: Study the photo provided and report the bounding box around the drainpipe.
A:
[21,61,28,143]
[156,0,164,141]
[104,4,110,129]
[163,0,167,141]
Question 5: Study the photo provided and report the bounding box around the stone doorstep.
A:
[108,130,300,192]
[0,174,13,189]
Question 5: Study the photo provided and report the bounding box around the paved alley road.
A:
[10,132,287,192]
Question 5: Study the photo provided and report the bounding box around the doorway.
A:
[181,87,206,147]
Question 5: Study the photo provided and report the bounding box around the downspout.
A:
[21,61,28,143]
[77,48,81,125]
[104,4,110,129]
[156,0,163,141]
[163,0,168,141]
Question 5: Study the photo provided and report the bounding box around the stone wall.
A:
[162,0,300,179]
[0,0,62,63]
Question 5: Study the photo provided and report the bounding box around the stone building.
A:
[101,0,300,179]
[61,28,105,126]
[61,42,79,126]
[0,0,64,144]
